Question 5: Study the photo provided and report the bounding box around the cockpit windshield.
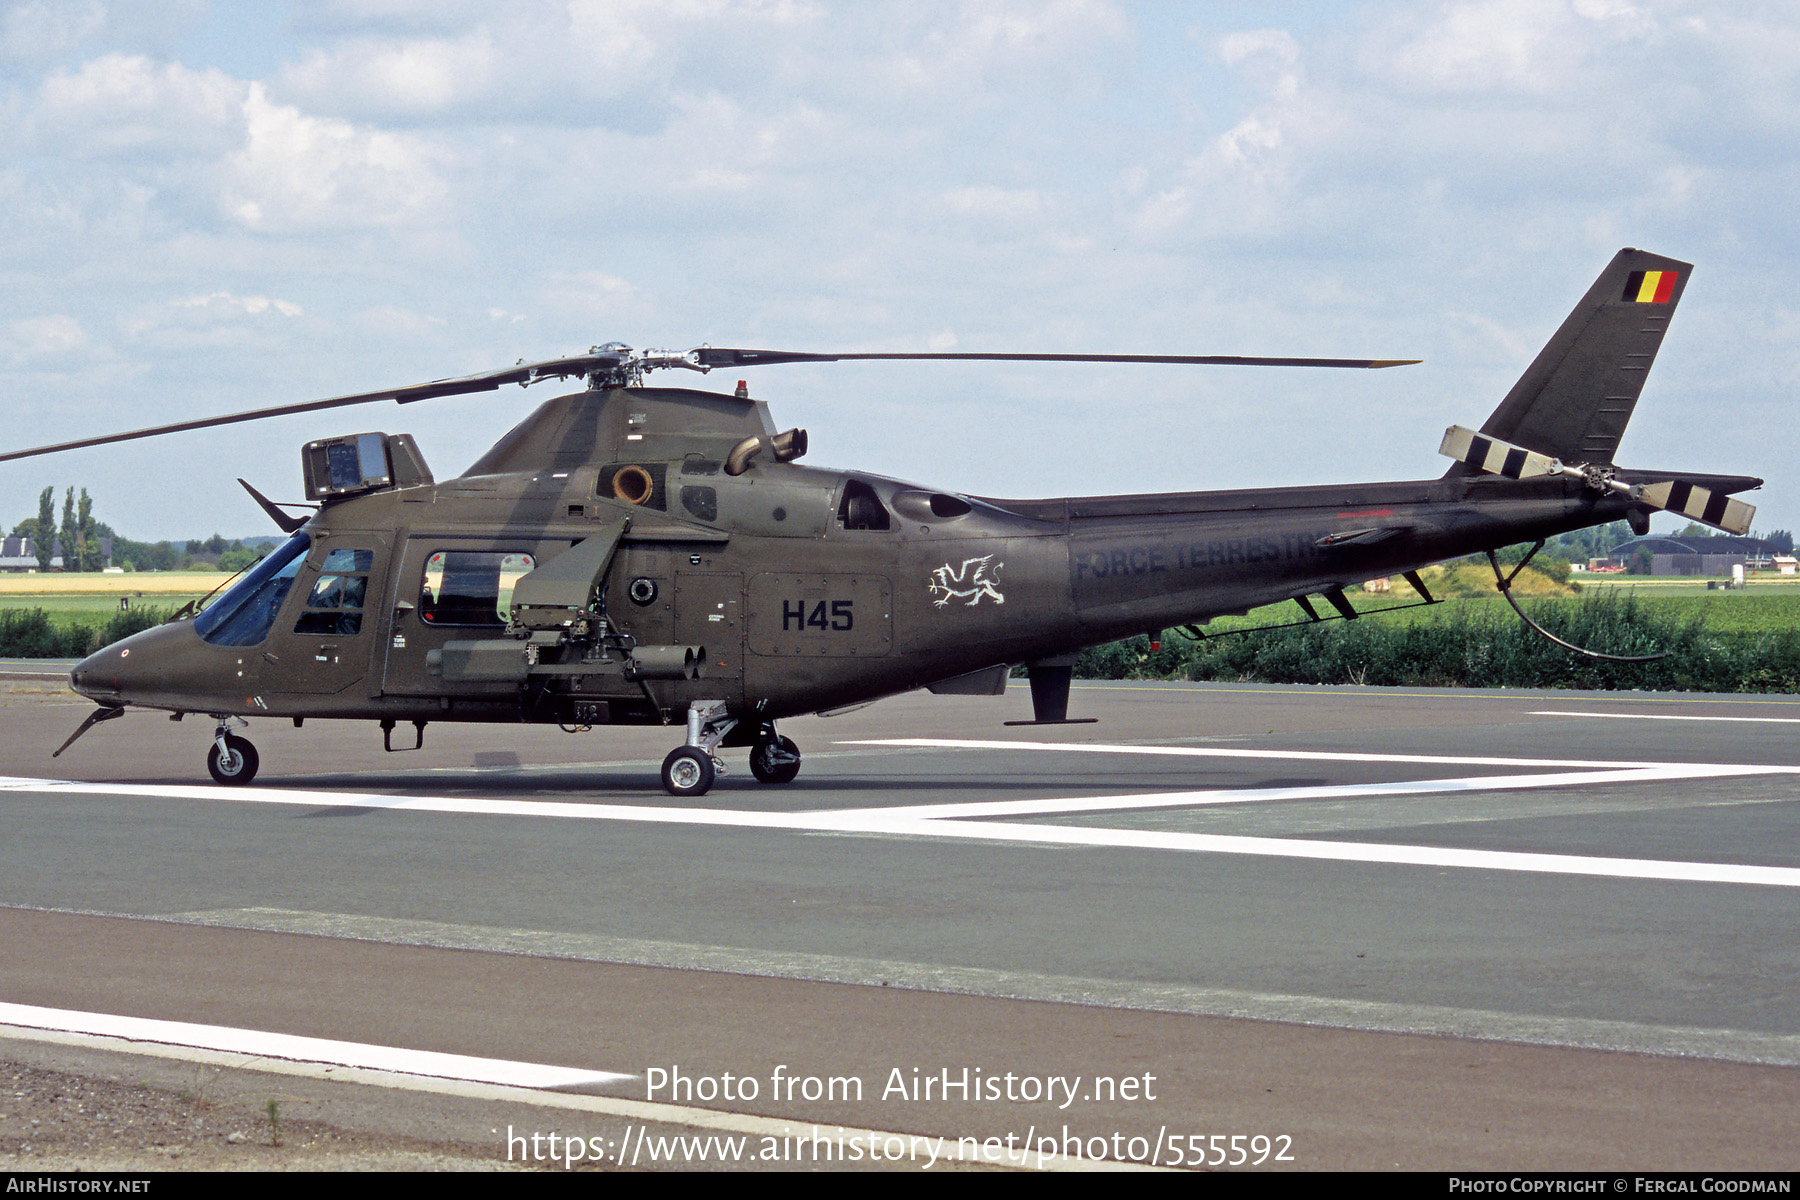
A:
[193,532,311,646]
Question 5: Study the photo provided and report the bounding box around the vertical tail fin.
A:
[1454,248,1690,470]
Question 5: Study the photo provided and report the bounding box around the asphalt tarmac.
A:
[1,668,1797,1170]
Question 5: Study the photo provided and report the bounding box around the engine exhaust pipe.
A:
[724,428,807,476]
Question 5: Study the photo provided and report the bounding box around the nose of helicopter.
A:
[69,620,203,707]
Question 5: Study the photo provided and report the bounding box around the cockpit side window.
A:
[295,547,374,635]
[837,480,891,531]
[194,533,311,647]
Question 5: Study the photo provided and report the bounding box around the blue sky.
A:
[3,0,1795,541]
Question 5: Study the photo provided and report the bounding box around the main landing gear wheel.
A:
[661,746,716,797]
[208,734,259,785]
[749,735,801,785]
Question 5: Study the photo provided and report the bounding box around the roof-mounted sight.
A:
[302,432,433,501]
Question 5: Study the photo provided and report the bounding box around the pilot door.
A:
[274,534,389,694]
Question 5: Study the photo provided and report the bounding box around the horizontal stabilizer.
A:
[1440,425,1756,535]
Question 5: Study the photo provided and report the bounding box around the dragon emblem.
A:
[927,556,1005,607]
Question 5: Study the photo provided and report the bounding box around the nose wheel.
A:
[661,700,733,797]
[208,733,259,785]
[660,746,715,797]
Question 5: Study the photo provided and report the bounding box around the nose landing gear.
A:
[661,700,732,797]
[207,717,259,785]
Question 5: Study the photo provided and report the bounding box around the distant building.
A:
[1606,535,1776,577]
[0,535,56,571]
[0,535,111,572]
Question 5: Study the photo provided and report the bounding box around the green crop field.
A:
[0,571,223,653]
[1190,590,1800,639]
[1080,570,1800,692]
[0,594,207,616]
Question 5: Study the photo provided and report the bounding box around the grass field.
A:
[0,573,223,652]
[1188,576,1800,638]
[0,579,212,639]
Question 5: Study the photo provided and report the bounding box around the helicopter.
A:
[5,247,1761,796]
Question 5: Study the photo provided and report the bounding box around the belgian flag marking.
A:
[1622,270,1678,304]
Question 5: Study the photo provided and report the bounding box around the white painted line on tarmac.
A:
[1531,711,1800,725]
[879,818,1800,888]
[0,1000,631,1090]
[838,738,1681,770]
[845,764,1780,820]
[5,759,1800,886]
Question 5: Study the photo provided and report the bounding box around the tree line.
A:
[8,486,104,572]
[10,486,270,572]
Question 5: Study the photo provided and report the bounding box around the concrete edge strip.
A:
[93,906,1800,1068]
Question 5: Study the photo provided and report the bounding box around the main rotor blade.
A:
[695,349,1421,370]
[0,342,1417,465]
[0,352,619,465]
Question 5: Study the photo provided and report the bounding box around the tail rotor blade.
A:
[1439,425,1563,479]
[1637,481,1756,536]
[1440,425,1758,535]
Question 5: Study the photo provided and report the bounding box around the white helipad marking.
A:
[848,764,1775,820]
[1531,711,1800,725]
[8,742,1800,886]
[0,1001,630,1089]
[840,738,1671,769]
[880,819,1800,887]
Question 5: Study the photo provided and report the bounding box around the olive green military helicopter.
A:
[6,248,1760,795]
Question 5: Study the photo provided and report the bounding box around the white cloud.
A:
[173,292,304,318]
[354,304,444,339]
[118,293,306,341]
[7,313,86,359]
[1381,0,1659,96]
[535,270,645,326]
[2,1,1798,536]
[1215,28,1300,92]
[940,185,1042,221]
[31,54,245,156]
[275,30,498,119]
[0,0,105,61]
[223,83,446,230]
